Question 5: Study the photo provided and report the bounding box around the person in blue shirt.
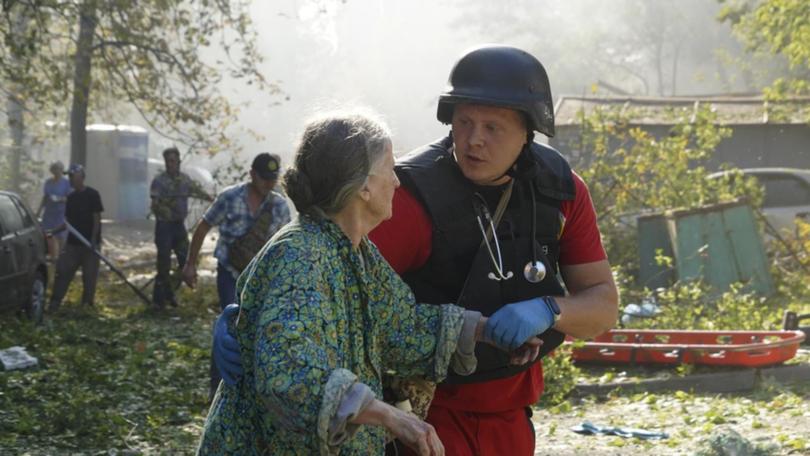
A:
[182,152,291,400]
[37,161,72,261]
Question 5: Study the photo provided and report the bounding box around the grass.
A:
[0,274,220,455]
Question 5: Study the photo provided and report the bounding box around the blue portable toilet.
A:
[84,124,149,221]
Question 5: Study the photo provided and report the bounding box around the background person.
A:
[182,152,291,399]
[149,146,212,309]
[48,164,104,311]
[37,160,72,262]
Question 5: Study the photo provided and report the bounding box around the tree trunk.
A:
[6,9,28,192]
[7,94,24,192]
[69,2,97,166]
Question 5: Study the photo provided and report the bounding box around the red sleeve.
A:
[369,186,433,274]
[558,172,607,265]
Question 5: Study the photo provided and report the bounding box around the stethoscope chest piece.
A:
[523,260,546,283]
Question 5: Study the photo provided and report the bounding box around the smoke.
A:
[210,0,782,170]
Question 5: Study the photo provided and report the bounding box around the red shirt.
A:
[369,172,606,412]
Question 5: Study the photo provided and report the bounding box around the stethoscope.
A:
[472,183,547,283]
[472,193,513,281]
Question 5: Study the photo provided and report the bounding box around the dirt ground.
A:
[99,219,218,281]
[532,364,810,455]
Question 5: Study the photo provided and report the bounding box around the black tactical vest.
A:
[396,136,576,383]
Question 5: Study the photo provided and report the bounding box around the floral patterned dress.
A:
[197,215,465,455]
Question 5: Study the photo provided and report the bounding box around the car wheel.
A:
[26,273,46,324]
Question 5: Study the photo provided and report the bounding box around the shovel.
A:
[65,222,152,307]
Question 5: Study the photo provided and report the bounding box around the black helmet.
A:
[437,45,555,137]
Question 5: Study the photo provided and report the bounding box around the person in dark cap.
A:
[48,163,105,311]
[182,152,291,398]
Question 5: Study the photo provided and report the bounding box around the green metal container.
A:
[637,213,675,290]
[637,200,773,295]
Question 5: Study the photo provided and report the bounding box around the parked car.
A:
[0,190,48,323]
[708,168,810,235]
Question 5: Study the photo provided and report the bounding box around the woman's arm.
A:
[253,290,383,454]
[248,242,378,454]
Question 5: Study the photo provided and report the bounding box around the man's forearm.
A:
[555,259,619,339]
[555,282,619,339]
[186,220,211,265]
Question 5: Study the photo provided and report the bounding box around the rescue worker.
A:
[212,45,618,454]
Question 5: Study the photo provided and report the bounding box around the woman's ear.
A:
[358,185,372,203]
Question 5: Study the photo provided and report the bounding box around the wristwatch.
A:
[543,296,561,324]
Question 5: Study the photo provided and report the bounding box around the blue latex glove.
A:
[213,303,244,385]
[484,297,556,350]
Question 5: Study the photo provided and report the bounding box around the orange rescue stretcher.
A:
[569,329,806,368]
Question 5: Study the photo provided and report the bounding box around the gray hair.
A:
[49,160,64,173]
[283,110,392,218]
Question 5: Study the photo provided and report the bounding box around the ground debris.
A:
[0,346,38,371]
[695,427,778,456]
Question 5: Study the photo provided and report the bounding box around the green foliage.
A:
[735,0,810,70]
[0,276,220,453]
[765,218,810,311]
[541,104,810,406]
[538,343,582,407]
[720,0,810,96]
[572,104,810,328]
[0,145,45,202]
[627,282,780,331]
[575,104,762,271]
[0,3,72,112]
[0,0,276,163]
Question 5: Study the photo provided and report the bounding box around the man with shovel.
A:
[48,164,104,311]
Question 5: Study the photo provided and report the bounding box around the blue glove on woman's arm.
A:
[484,297,557,350]
[213,303,244,385]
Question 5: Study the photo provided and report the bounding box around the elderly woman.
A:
[37,160,72,261]
[197,112,535,455]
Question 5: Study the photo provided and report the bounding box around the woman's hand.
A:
[384,406,444,456]
[509,337,542,365]
[352,399,443,456]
